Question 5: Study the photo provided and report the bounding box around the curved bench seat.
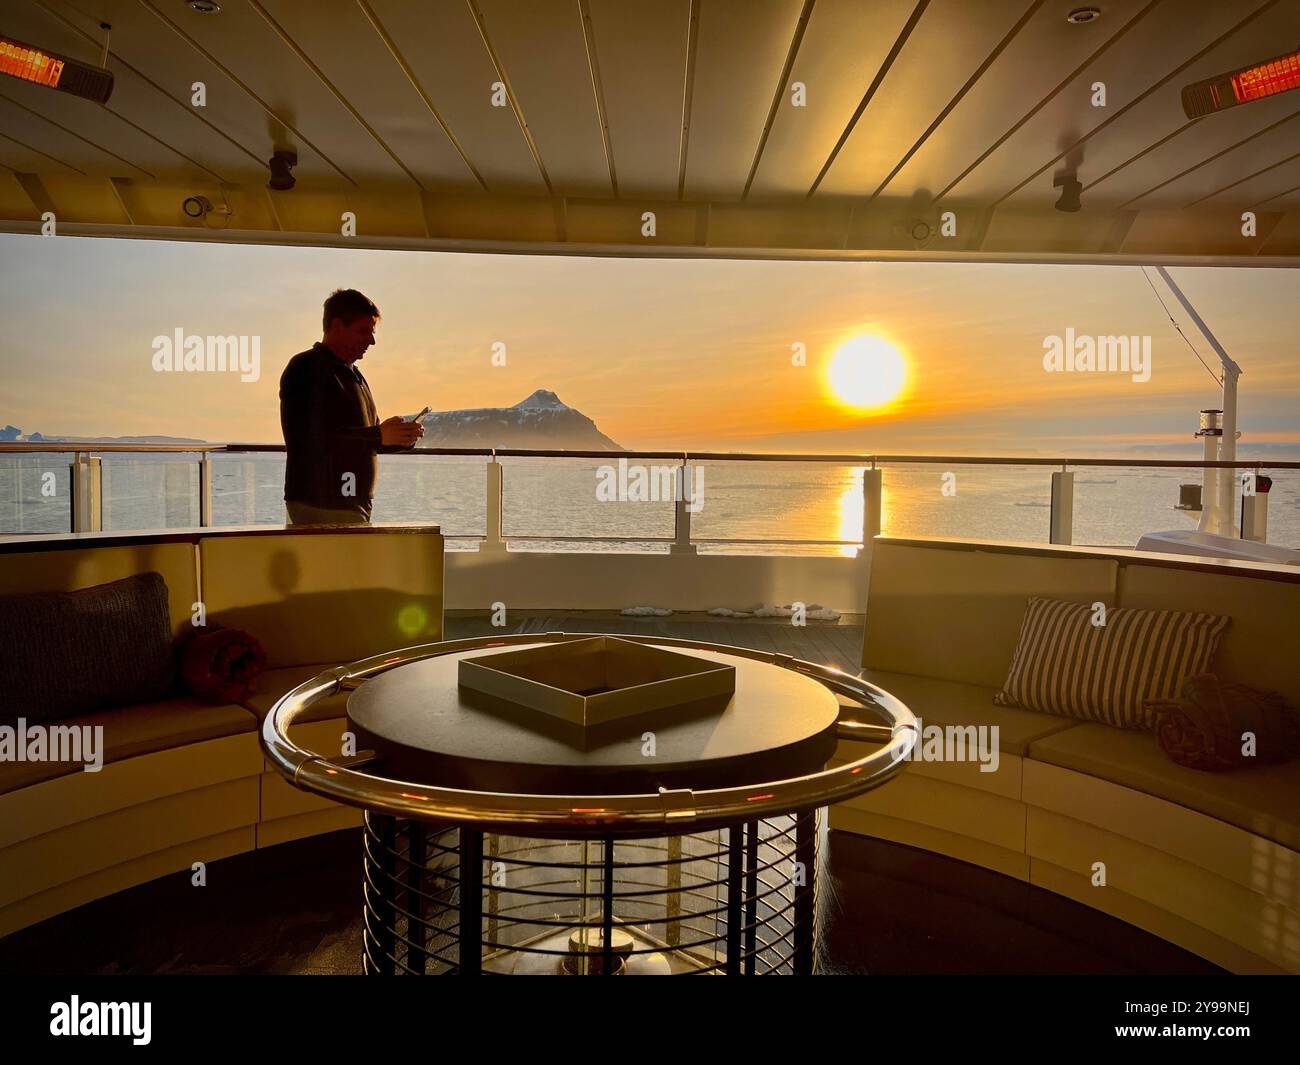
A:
[0,696,255,796]
[1030,725,1300,852]
[832,537,1300,975]
[0,526,443,938]
[237,664,360,848]
[0,717,262,937]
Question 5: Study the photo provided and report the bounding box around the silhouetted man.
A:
[280,288,423,524]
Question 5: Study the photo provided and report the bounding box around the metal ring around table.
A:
[260,632,918,835]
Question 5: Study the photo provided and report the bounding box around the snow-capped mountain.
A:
[414,390,623,450]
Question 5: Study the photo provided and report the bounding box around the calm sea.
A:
[1,452,1297,554]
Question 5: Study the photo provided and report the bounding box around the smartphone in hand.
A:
[407,406,432,423]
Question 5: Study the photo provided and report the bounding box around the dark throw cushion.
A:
[1149,673,1300,771]
[0,572,176,724]
[176,623,267,704]
[993,596,1230,729]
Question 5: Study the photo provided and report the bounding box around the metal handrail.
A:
[1,442,1296,468]
[260,632,918,835]
[0,443,227,453]
[501,533,677,543]
[458,534,860,546]
[691,537,862,546]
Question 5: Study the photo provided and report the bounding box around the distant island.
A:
[0,425,207,445]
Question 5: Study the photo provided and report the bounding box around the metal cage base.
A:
[361,810,822,975]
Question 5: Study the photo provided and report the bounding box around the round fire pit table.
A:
[262,633,917,976]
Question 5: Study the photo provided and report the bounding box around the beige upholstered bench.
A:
[833,536,1300,974]
[0,524,443,937]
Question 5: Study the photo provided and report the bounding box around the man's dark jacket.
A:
[280,342,382,516]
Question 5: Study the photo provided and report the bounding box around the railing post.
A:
[482,456,506,552]
[857,466,883,611]
[1240,473,1270,543]
[69,454,102,533]
[861,466,883,549]
[1050,470,1074,545]
[671,461,696,555]
[199,452,214,527]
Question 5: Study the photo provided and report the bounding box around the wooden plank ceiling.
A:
[0,0,1297,261]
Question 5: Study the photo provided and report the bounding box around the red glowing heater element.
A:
[1233,51,1300,102]
[0,38,63,87]
[0,35,114,103]
[1182,48,1300,118]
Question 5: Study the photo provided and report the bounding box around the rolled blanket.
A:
[1149,673,1300,772]
[177,623,267,704]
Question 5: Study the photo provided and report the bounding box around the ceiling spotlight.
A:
[267,149,297,191]
[1182,47,1300,118]
[1053,173,1083,212]
[1066,7,1102,23]
[0,33,114,103]
[187,1,221,12]
[182,195,232,222]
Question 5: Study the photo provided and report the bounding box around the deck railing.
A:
[1,442,1297,550]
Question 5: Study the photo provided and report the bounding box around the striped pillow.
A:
[993,597,1230,730]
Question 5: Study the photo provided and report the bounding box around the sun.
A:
[827,335,908,410]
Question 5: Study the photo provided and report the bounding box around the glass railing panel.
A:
[101,454,200,530]
[0,452,72,535]
[209,452,284,526]
[374,454,486,546]
[879,463,1053,543]
[209,452,488,538]
[691,461,865,557]
[1072,466,1299,549]
[1073,467,1200,548]
[500,457,674,553]
[1261,470,1300,548]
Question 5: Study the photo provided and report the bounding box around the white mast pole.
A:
[1154,266,1242,536]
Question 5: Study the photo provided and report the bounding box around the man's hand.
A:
[379,415,424,448]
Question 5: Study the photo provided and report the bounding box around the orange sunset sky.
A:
[2,233,1297,455]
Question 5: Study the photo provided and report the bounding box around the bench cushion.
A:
[238,665,351,725]
[993,597,1230,729]
[860,668,1079,756]
[0,696,255,795]
[1,573,177,724]
[1028,723,1300,851]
